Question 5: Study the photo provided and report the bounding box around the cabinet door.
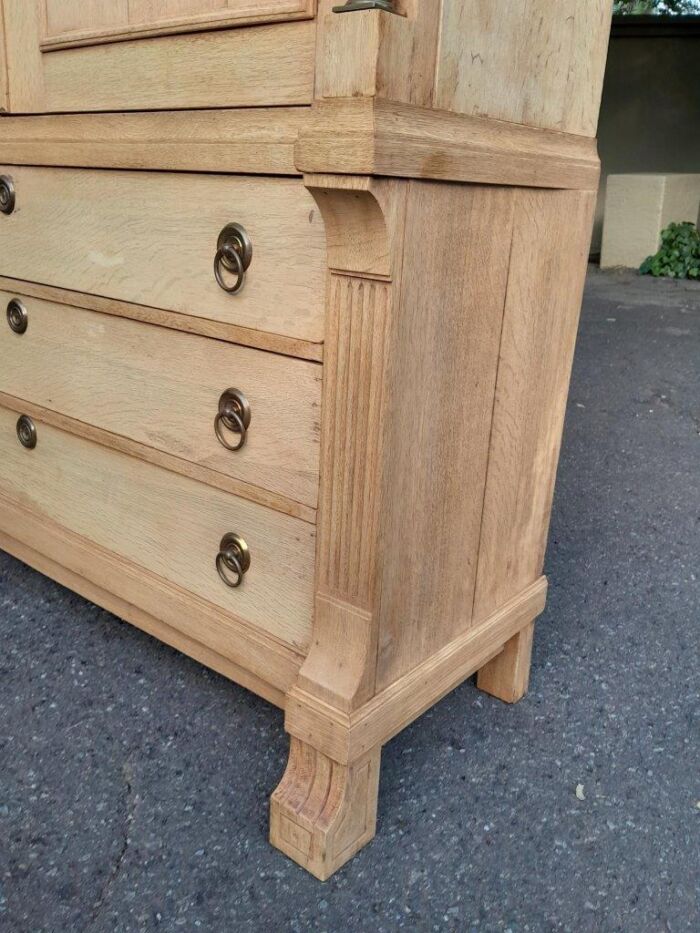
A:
[0,0,316,113]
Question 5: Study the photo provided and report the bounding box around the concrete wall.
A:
[593,16,700,256]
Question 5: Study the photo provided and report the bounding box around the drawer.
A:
[0,406,315,652]
[0,292,321,509]
[0,167,326,344]
[1,3,315,113]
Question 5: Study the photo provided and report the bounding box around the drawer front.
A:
[0,406,315,652]
[0,292,321,508]
[0,167,326,344]
[1,3,315,113]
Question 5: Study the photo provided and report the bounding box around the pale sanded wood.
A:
[0,497,303,699]
[297,99,601,192]
[0,529,287,708]
[0,166,326,343]
[0,277,324,363]
[315,1,439,109]
[435,0,612,137]
[477,622,535,704]
[0,291,321,508]
[0,1,10,111]
[0,406,315,651]
[0,0,609,881]
[271,739,380,881]
[473,189,596,621]
[1,2,314,112]
[270,178,407,875]
[285,579,547,765]
[375,181,516,690]
[0,391,316,524]
[43,0,128,38]
[42,0,315,49]
[0,108,307,175]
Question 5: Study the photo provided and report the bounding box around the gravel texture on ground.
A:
[1,267,698,932]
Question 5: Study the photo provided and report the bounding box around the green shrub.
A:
[640,222,700,280]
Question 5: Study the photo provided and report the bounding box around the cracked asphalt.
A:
[1,267,698,932]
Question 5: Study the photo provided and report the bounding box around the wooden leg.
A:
[477,622,535,703]
[270,736,381,881]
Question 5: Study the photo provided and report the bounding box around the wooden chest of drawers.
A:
[0,0,612,880]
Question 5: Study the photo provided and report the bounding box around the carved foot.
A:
[270,737,381,880]
[477,622,535,703]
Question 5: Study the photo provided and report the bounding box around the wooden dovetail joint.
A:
[332,1,397,13]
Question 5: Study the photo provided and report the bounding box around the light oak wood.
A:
[316,1,439,109]
[0,1,9,111]
[0,166,326,343]
[286,578,547,766]
[297,98,601,192]
[477,622,535,704]
[1,2,315,112]
[0,100,599,191]
[434,0,613,137]
[0,277,324,363]
[0,528,288,707]
[0,291,321,509]
[0,496,303,700]
[375,181,515,688]
[0,108,307,175]
[41,0,315,49]
[271,738,380,882]
[473,189,597,621]
[0,406,315,651]
[0,0,610,881]
[0,391,316,525]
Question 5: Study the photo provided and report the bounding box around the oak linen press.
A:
[0,1,612,879]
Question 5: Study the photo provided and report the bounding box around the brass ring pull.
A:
[16,415,37,449]
[215,388,251,452]
[214,244,245,294]
[214,223,253,295]
[216,533,251,589]
[0,175,15,215]
[7,299,28,334]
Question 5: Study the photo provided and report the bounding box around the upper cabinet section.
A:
[433,0,613,138]
[316,0,612,138]
[0,0,316,112]
[41,0,315,49]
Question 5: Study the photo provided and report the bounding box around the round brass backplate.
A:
[7,299,28,334]
[218,388,252,430]
[216,223,253,272]
[219,532,251,574]
[16,415,37,449]
[0,175,16,215]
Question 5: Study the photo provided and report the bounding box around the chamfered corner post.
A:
[269,174,404,877]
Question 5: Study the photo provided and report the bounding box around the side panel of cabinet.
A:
[472,188,596,621]
[435,0,612,136]
[375,181,516,690]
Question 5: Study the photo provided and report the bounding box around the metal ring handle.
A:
[216,549,244,588]
[214,244,245,294]
[0,175,16,215]
[214,408,246,452]
[216,532,250,589]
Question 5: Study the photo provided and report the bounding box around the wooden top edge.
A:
[299,98,601,191]
[0,98,599,190]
